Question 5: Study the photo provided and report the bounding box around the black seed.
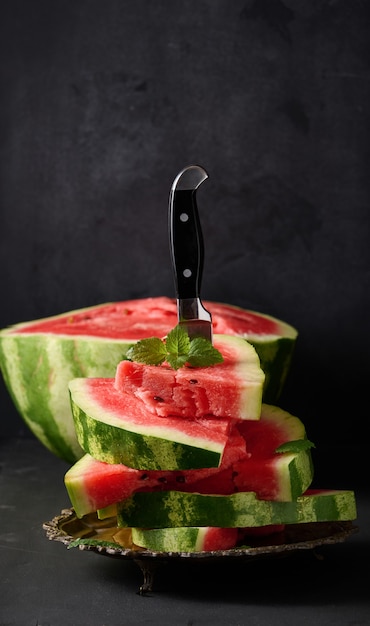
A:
[140,474,149,480]
[176,475,186,483]
[158,477,167,483]
[154,396,164,402]
[189,379,198,384]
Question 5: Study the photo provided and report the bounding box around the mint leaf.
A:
[166,351,189,370]
[126,337,167,365]
[125,325,223,370]
[68,538,121,550]
[165,325,191,370]
[275,439,316,454]
[187,337,224,367]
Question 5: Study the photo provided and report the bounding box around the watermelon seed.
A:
[153,396,164,402]
[189,379,198,384]
[140,474,149,480]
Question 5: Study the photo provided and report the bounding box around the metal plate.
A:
[43,508,358,594]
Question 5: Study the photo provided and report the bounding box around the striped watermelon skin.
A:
[65,404,313,518]
[69,376,234,470]
[65,415,248,518]
[131,526,239,552]
[0,333,129,462]
[117,489,357,529]
[0,297,297,463]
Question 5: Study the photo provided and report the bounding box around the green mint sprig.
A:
[125,325,223,370]
[275,439,316,454]
[68,538,122,550]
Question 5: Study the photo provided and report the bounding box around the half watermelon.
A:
[0,296,297,463]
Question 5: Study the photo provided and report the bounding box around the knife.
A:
[169,164,213,343]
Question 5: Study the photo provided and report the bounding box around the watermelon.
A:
[131,526,239,552]
[188,404,313,501]
[69,377,233,470]
[117,489,357,529]
[65,425,247,518]
[69,333,265,470]
[65,404,313,518]
[232,404,314,500]
[114,334,264,420]
[0,297,297,463]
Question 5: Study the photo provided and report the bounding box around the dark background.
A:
[0,1,369,485]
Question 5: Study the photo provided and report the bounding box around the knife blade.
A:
[168,164,213,343]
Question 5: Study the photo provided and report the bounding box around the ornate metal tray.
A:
[43,508,358,594]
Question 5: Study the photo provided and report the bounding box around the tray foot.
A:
[134,559,164,595]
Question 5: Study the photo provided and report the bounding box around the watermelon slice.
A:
[65,424,248,518]
[188,404,314,501]
[0,296,297,463]
[69,377,233,470]
[69,333,266,469]
[65,404,313,518]
[117,489,357,529]
[115,334,264,420]
[131,526,239,552]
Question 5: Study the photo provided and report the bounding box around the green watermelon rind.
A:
[233,404,314,501]
[72,405,224,471]
[214,302,297,404]
[263,448,313,501]
[64,403,314,518]
[0,333,130,462]
[131,526,204,552]
[131,527,238,552]
[66,445,313,519]
[92,447,313,520]
[117,489,357,529]
[248,337,295,404]
[69,378,228,471]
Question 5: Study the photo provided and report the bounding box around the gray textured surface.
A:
[0,1,369,449]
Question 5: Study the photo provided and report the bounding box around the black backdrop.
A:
[1,1,369,483]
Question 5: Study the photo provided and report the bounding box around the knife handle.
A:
[169,189,204,300]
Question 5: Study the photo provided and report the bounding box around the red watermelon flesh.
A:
[200,527,239,551]
[230,405,313,499]
[114,334,264,421]
[70,377,236,469]
[65,426,248,518]
[172,404,312,498]
[11,297,282,339]
[65,404,313,518]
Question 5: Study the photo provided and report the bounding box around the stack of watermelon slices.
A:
[65,332,357,553]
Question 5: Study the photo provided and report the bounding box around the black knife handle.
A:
[169,189,204,300]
